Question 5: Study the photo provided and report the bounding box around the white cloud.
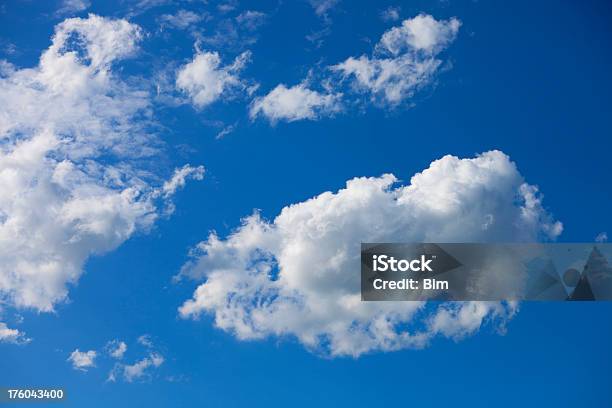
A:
[176,50,251,109]
[215,123,236,139]
[0,322,30,344]
[126,0,173,17]
[159,10,206,30]
[377,14,460,55]
[0,41,17,56]
[596,232,608,243]
[107,335,163,382]
[309,0,340,18]
[235,11,267,31]
[106,339,127,359]
[380,6,400,22]
[428,301,517,340]
[108,352,164,382]
[137,334,154,348]
[57,0,90,15]
[162,165,205,198]
[0,15,203,312]
[217,1,238,14]
[68,349,97,371]
[53,14,143,70]
[250,84,341,123]
[333,14,461,105]
[305,26,331,48]
[178,151,561,357]
[252,14,460,124]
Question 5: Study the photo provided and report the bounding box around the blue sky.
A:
[0,0,611,407]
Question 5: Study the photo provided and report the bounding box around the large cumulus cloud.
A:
[178,151,561,357]
[0,14,202,311]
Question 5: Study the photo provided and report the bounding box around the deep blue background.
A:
[1,0,611,406]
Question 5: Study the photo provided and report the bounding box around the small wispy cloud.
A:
[236,11,267,31]
[0,322,30,345]
[158,10,208,30]
[108,335,165,382]
[309,0,340,20]
[137,334,154,348]
[56,0,90,16]
[68,349,97,371]
[380,6,401,22]
[106,340,128,359]
[216,123,237,139]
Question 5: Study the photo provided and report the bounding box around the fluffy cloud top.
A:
[249,84,341,123]
[0,15,202,311]
[176,50,251,109]
[68,349,97,371]
[178,151,561,357]
[333,14,460,105]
